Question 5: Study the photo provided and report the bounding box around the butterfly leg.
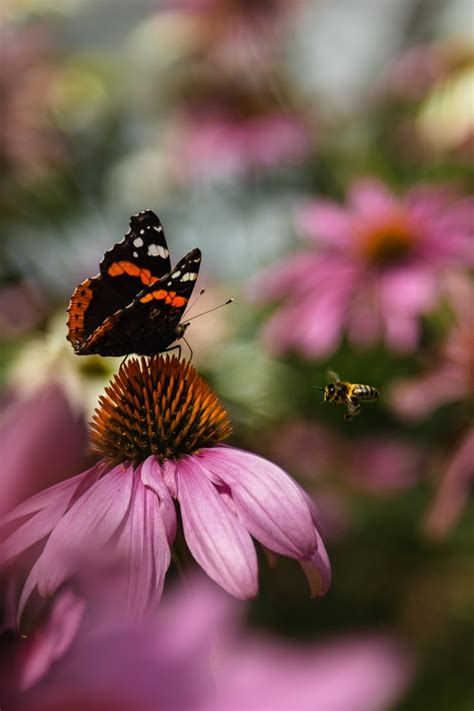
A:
[182,336,193,363]
[162,344,182,361]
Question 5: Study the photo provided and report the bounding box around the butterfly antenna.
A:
[184,289,206,317]
[184,299,234,323]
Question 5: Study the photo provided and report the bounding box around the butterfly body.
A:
[67,211,201,357]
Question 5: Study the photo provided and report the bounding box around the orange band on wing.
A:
[66,278,94,345]
[108,261,159,286]
[140,289,168,304]
[139,289,188,308]
[171,295,187,307]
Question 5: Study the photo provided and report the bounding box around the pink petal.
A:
[35,464,134,596]
[349,178,398,217]
[114,471,171,618]
[297,200,352,245]
[20,588,86,690]
[423,426,474,538]
[199,446,317,559]
[384,313,419,352]
[141,457,177,544]
[0,466,101,566]
[300,528,332,597]
[18,559,42,623]
[378,265,437,315]
[175,456,258,599]
[390,370,463,421]
[249,254,318,303]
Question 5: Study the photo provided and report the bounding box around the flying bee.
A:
[318,370,380,421]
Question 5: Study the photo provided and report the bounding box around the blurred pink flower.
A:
[166,0,298,74]
[267,422,421,497]
[391,275,474,420]
[0,26,64,189]
[176,107,311,179]
[390,275,474,537]
[422,426,474,539]
[11,577,413,711]
[0,280,47,340]
[343,436,421,495]
[16,589,86,692]
[0,357,330,624]
[0,382,88,517]
[254,179,473,358]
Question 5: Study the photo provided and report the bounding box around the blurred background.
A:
[1,1,473,709]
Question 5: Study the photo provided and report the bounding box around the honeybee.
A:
[320,370,380,421]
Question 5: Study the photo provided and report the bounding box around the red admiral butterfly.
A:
[67,210,201,356]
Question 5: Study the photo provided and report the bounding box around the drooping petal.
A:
[175,456,258,600]
[0,466,102,566]
[114,471,171,618]
[199,446,317,559]
[300,528,332,597]
[35,464,134,596]
[141,457,177,544]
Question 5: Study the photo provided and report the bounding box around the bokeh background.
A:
[1,1,473,709]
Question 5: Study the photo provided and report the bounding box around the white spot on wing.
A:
[133,251,138,258]
[140,229,145,235]
[172,270,181,279]
[148,244,169,258]
[182,272,197,281]
[133,237,143,248]
[153,225,163,233]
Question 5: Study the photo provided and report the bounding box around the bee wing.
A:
[327,369,340,383]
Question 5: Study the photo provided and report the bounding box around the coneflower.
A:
[1,356,330,620]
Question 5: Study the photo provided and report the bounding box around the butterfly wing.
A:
[67,210,171,351]
[76,249,202,356]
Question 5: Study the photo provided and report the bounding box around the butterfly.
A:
[67,210,201,356]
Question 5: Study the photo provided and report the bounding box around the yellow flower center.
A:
[89,356,233,465]
[358,215,415,266]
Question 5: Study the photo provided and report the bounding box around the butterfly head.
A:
[176,321,190,339]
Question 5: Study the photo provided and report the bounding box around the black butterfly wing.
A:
[76,248,201,356]
[67,210,171,350]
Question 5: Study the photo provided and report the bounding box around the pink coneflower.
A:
[171,75,312,181]
[254,179,473,358]
[0,356,330,622]
[176,106,311,180]
[11,577,413,711]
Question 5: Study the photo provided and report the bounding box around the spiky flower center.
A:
[89,356,233,464]
[359,215,415,266]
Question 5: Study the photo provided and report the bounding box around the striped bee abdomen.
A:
[352,384,380,401]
